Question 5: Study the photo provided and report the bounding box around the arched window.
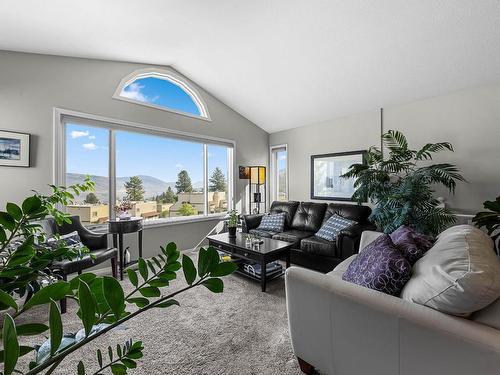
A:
[113,68,210,120]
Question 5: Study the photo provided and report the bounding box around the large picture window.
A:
[61,114,233,227]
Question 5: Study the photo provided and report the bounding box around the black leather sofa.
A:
[242,201,376,273]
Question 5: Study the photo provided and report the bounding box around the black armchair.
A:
[39,216,118,312]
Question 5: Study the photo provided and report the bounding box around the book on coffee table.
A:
[243,261,283,277]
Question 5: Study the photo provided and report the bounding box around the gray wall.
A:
[270,83,500,213]
[0,50,268,253]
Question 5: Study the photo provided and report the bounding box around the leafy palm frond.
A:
[379,160,414,174]
[383,130,408,151]
[340,163,369,179]
[416,164,466,193]
[365,146,383,166]
[415,142,454,160]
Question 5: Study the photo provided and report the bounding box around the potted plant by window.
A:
[227,209,238,238]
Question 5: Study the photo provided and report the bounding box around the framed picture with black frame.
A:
[0,130,31,167]
[310,150,366,201]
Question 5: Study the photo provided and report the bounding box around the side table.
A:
[108,217,143,280]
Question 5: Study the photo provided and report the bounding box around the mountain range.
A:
[66,173,202,202]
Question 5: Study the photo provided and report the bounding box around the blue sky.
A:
[66,124,228,183]
[66,77,227,185]
[120,77,201,116]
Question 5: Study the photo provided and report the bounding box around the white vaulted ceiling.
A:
[1,1,500,133]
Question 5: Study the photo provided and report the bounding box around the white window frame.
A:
[270,144,288,202]
[53,108,234,227]
[112,68,211,121]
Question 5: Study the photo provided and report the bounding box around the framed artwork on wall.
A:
[0,130,31,167]
[239,166,250,179]
[310,150,366,201]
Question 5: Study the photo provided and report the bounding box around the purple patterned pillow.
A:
[390,226,434,265]
[342,234,412,296]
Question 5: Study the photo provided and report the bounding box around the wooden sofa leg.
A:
[297,357,315,374]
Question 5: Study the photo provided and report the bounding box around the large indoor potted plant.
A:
[341,130,466,236]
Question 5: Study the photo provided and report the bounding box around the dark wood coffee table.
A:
[207,232,292,292]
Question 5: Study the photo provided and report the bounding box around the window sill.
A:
[141,214,227,229]
[86,214,227,232]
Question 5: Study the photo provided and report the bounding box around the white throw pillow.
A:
[401,225,500,317]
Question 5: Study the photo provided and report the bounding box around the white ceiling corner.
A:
[1,0,500,133]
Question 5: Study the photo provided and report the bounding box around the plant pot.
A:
[228,226,237,238]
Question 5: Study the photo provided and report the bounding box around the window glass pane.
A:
[115,131,204,221]
[208,144,229,214]
[120,76,201,116]
[65,123,109,227]
[277,149,287,201]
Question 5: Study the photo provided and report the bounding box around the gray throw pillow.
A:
[46,231,83,250]
[257,213,286,233]
[316,214,356,242]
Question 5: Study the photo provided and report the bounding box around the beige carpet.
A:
[17,251,302,375]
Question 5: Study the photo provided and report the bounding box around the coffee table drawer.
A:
[209,241,233,254]
[231,246,260,262]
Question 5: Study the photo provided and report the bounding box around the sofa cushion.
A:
[301,235,337,257]
[257,212,286,232]
[342,234,412,296]
[290,202,327,232]
[269,201,300,229]
[272,229,314,244]
[323,203,372,224]
[249,228,279,238]
[401,225,500,316]
[390,225,434,265]
[316,214,357,241]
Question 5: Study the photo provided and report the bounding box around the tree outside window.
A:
[124,176,145,201]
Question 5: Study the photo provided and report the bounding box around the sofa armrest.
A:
[336,223,377,258]
[286,267,500,375]
[79,228,108,251]
[241,214,264,233]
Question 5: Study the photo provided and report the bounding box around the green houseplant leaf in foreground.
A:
[0,180,236,375]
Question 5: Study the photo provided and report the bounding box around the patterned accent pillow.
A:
[46,231,83,250]
[316,214,357,242]
[342,234,412,296]
[390,226,434,265]
[257,213,286,233]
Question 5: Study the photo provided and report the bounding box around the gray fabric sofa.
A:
[285,230,500,375]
